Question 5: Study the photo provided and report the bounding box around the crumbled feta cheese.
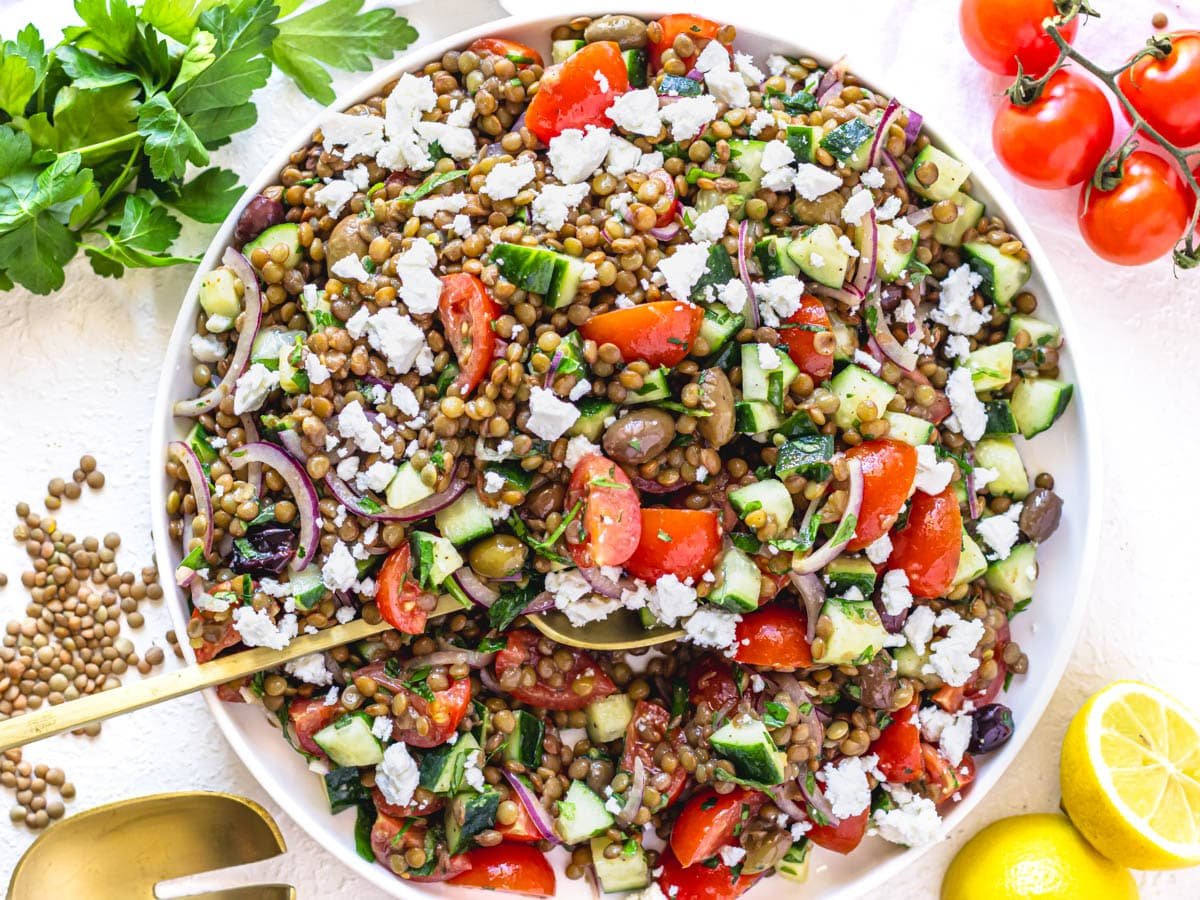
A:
[605,793,623,814]
[371,715,393,742]
[233,363,279,415]
[793,163,843,201]
[810,251,826,268]
[606,88,662,136]
[483,470,507,495]
[939,712,973,766]
[695,38,730,73]
[821,755,879,818]
[193,590,232,613]
[322,541,359,592]
[706,68,750,108]
[717,279,747,314]
[931,264,988,335]
[880,569,914,616]
[790,820,812,840]
[483,160,536,200]
[760,165,795,192]
[532,182,590,231]
[734,52,765,85]
[285,653,332,686]
[657,243,712,301]
[767,54,790,76]
[463,750,485,790]
[345,306,370,338]
[894,299,916,324]
[362,460,397,492]
[972,466,999,491]
[324,686,341,705]
[753,276,804,327]
[660,95,719,141]
[635,151,664,174]
[390,383,419,418]
[605,136,643,175]
[761,140,796,173]
[903,604,936,656]
[757,342,781,370]
[190,333,227,363]
[336,456,360,482]
[865,533,893,565]
[837,234,860,258]
[564,435,600,471]
[393,237,442,314]
[894,216,918,239]
[320,111,386,160]
[231,607,298,651]
[412,192,469,218]
[335,605,356,624]
[647,574,698,627]
[548,125,612,184]
[627,885,668,900]
[548,569,621,626]
[337,399,380,453]
[748,109,775,136]
[330,254,372,284]
[569,378,591,401]
[375,742,420,807]
[860,167,885,189]
[365,309,430,375]
[945,367,987,441]
[977,504,1023,560]
[914,444,955,495]
[854,349,882,374]
[344,165,370,190]
[684,607,742,649]
[695,465,710,483]
[378,73,439,172]
[314,179,356,217]
[923,610,985,687]
[526,386,580,440]
[842,187,875,224]
[718,846,746,867]
[451,214,471,237]
[873,787,943,846]
[944,334,971,359]
[594,70,610,92]
[877,195,903,221]
[303,350,331,385]
[689,204,729,242]
[415,118,477,161]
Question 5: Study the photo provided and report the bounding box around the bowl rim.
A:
[149,7,1104,897]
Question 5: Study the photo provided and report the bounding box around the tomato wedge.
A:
[495,784,544,843]
[370,814,472,881]
[450,844,556,896]
[439,273,499,399]
[844,439,918,552]
[467,37,544,68]
[808,810,869,854]
[371,785,444,819]
[621,700,689,808]
[658,846,759,900]
[889,486,962,599]
[579,301,704,368]
[781,294,835,381]
[525,41,628,143]
[354,659,473,748]
[494,629,616,710]
[871,702,924,784]
[732,604,813,669]
[670,788,765,867]
[921,743,976,804]
[648,14,730,69]
[287,697,340,757]
[624,508,722,583]
[688,655,740,712]
[191,614,241,662]
[375,543,429,635]
[565,452,642,568]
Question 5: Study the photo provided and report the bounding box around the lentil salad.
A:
[166,12,1075,897]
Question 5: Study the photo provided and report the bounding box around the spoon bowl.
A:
[528,609,683,650]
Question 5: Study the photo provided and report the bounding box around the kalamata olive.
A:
[524,482,564,521]
[696,368,735,448]
[873,594,908,635]
[326,214,377,271]
[467,534,528,580]
[583,14,648,49]
[602,409,676,465]
[230,524,298,575]
[1018,488,1063,543]
[969,703,1015,754]
[855,652,898,710]
[234,195,285,244]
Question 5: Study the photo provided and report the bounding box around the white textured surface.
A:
[2,0,1198,895]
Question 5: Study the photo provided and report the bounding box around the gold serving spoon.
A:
[528,609,683,651]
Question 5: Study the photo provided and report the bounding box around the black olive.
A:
[969,703,1015,754]
[230,523,298,575]
[234,195,285,244]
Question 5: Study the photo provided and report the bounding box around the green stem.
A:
[82,139,144,231]
[67,131,141,161]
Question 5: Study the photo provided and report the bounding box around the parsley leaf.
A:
[84,192,196,276]
[398,168,468,203]
[156,165,241,223]
[0,25,49,117]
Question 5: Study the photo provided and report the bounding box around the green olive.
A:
[467,534,528,580]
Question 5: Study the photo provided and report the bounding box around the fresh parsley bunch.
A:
[0,0,418,295]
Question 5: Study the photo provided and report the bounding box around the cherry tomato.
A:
[495,780,544,843]
[781,294,835,381]
[467,37,544,68]
[959,0,1079,76]
[439,273,500,399]
[688,655,740,712]
[375,543,429,635]
[621,701,690,807]
[191,613,240,662]
[921,744,977,805]
[565,453,642,568]
[525,41,628,143]
[992,70,1114,189]
[354,659,472,747]
[889,486,963,598]
[671,788,765,867]
[808,810,869,854]
[658,846,760,900]
[287,697,340,757]
[1078,151,1193,266]
[844,440,918,552]
[371,785,444,819]
[370,814,473,881]
[494,629,616,710]
[871,702,924,783]
[624,508,722,583]
[931,683,966,713]
[733,604,813,669]
[579,301,705,368]
[648,15,730,69]
[450,844,556,896]
[1117,31,1200,147]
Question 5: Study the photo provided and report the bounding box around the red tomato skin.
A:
[375,544,429,635]
[781,294,835,380]
[621,701,689,807]
[495,791,544,843]
[450,844,557,896]
[1078,151,1193,266]
[565,453,642,569]
[624,508,722,583]
[494,629,616,710]
[889,487,963,599]
[438,273,500,399]
[352,660,472,747]
[370,815,473,882]
[671,788,765,867]
[992,70,1114,189]
[192,614,240,662]
[844,440,918,552]
[1118,32,1200,147]
[526,42,628,143]
[808,811,869,854]
[287,698,340,757]
[578,301,704,368]
[959,0,1079,76]
[733,605,813,669]
[688,655,740,712]
[871,703,924,783]
[922,744,977,804]
[648,15,729,69]
[467,37,544,68]
[931,684,966,713]
[658,847,760,900]
[371,786,444,819]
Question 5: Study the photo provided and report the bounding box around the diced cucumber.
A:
[445,787,500,854]
[591,836,651,892]
[859,223,916,282]
[708,544,763,613]
[729,479,795,530]
[658,74,703,97]
[585,694,635,744]
[727,139,768,197]
[491,243,584,309]
[814,597,889,666]
[776,838,811,883]
[735,400,783,436]
[504,710,545,768]
[953,530,988,586]
[691,242,735,302]
[984,400,1018,436]
[547,255,587,309]
[830,364,898,431]
[884,411,935,445]
[828,311,857,363]
[289,564,327,611]
[962,242,1031,311]
[1006,314,1061,348]
[419,733,481,795]
[786,124,821,163]
[694,188,746,219]
[556,780,615,843]
[741,343,800,410]
[301,285,333,331]
[312,712,383,767]
[626,366,671,404]
[824,556,877,595]
[324,766,370,814]
[754,235,801,279]
[435,491,496,546]
[933,192,984,247]
[1011,377,1073,439]
[410,531,463,589]
[788,224,850,288]
[198,266,242,333]
[276,335,309,395]
[532,329,587,379]
[551,39,584,64]
[251,327,302,369]
[385,461,435,512]
[698,303,746,355]
[893,643,929,678]
[623,48,647,88]
[710,716,787,785]
[186,422,218,465]
[973,436,1029,499]
[820,118,875,171]
[963,341,1015,392]
[906,146,970,202]
[569,397,618,441]
[984,541,1037,602]
[244,223,301,269]
[774,434,834,481]
[484,460,534,492]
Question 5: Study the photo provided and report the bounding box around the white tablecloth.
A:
[2,0,1198,894]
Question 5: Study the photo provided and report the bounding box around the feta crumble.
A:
[753,276,804,326]
[880,569,914,616]
[548,126,612,184]
[526,387,581,440]
[873,787,943,847]
[189,333,228,363]
[371,716,394,742]
[854,349,882,374]
[285,653,332,686]
[233,363,279,415]
[483,160,536,200]
[375,742,420,807]
[684,607,742,650]
[923,610,985,686]
[314,179,356,217]
[931,264,988,335]
[945,367,988,441]
[532,182,590,231]
[330,254,372,284]
[841,187,875,224]
[657,242,712,301]
[865,533,893,565]
[231,607,298,651]
[564,435,600,471]
[977,504,1024,560]
[606,88,662,136]
[689,204,729,242]
[365,309,430,375]
[793,163,843,201]
[322,541,359,591]
[914,444,955,495]
[860,167,885,189]
[337,399,381,453]
[717,279,747,315]
[821,754,879,818]
[903,604,936,656]
[412,192,469,218]
[660,95,719,141]
[647,574,698,627]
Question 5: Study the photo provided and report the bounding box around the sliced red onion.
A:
[816,55,849,106]
[174,248,262,417]
[525,591,554,614]
[631,475,687,494]
[648,220,681,242]
[905,206,935,227]
[738,218,759,329]
[799,775,839,826]
[865,295,918,372]
[503,771,560,844]
[798,485,826,538]
[479,666,504,694]
[773,793,810,823]
[851,209,878,295]
[617,757,646,827]
[685,67,703,81]
[881,149,908,189]
[451,567,500,608]
[868,99,902,169]
[809,282,864,307]
[508,110,527,135]
[239,414,262,495]
[169,441,213,587]
[794,458,864,574]
[483,142,506,158]
[789,572,826,644]
[903,107,924,145]
[324,471,468,523]
[648,168,675,206]
[363,374,395,392]
[579,567,625,599]
[543,346,565,388]
[228,442,320,572]
[966,451,981,520]
[277,428,304,460]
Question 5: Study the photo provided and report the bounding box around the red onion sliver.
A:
[579,567,625,599]
[617,757,646,826]
[648,221,681,242]
[524,590,555,614]
[451,567,500,608]
[228,442,320,572]
[966,451,981,520]
[868,99,902,169]
[648,168,675,205]
[239,414,262,495]
[738,219,759,329]
[794,458,864,574]
[174,248,262,417]
[865,295,918,372]
[809,282,864,307]
[903,107,924,145]
[169,441,213,587]
[277,428,304,460]
[905,206,935,227]
[789,572,826,645]
[543,346,565,388]
[503,771,560,844]
[324,471,468,523]
[851,209,878,296]
[631,475,687,494]
[816,55,848,105]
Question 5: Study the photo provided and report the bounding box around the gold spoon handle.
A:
[0,595,463,754]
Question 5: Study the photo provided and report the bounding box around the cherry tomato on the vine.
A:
[1117,31,1200,148]
[960,0,1079,76]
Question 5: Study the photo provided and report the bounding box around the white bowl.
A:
[150,7,1102,897]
